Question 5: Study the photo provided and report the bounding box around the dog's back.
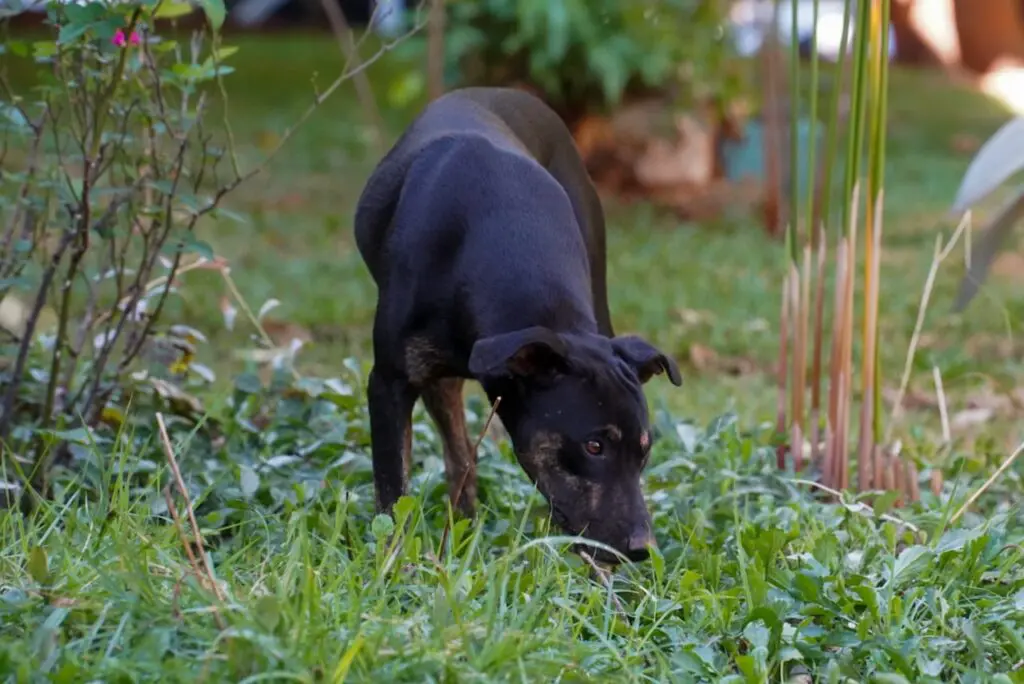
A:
[354,87,612,336]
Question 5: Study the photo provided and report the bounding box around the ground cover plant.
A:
[1,0,1023,681]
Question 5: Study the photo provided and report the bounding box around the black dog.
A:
[354,87,682,563]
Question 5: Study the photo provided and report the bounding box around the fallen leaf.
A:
[950,407,995,431]
[883,386,938,411]
[688,343,719,371]
[965,390,1012,413]
[990,251,1024,284]
[676,308,713,326]
[634,115,715,188]
[261,319,313,347]
[687,343,758,376]
[950,132,981,155]
[255,129,281,153]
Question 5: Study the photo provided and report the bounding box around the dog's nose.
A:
[625,529,656,562]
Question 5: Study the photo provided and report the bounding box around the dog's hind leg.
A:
[421,377,478,517]
[367,366,420,514]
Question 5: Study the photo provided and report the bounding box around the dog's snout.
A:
[625,528,656,562]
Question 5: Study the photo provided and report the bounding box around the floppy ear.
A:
[469,326,569,380]
[612,335,683,386]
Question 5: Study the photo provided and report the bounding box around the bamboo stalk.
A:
[809,224,827,468]
[776,268,792,470]
[825,235,849,488]
[794,245,812,471]
[892,451,906,507]
[838,183,860,492]
[856,190,884,491]
[789,258,804,470]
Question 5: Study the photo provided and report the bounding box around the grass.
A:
[1,390,1021,681]
[2,30,1024,682]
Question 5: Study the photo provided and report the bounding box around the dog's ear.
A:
[612,335,683,386]
[469,326,568,380]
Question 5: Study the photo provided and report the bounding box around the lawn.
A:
[1,30,1023,683]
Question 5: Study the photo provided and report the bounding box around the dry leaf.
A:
[261,319,313,347]
[990,251,1024,284]
[950,133,981,155]
[676,308,712,326]
[634,115,714,189]
[220,296,238,331]
[0,294,28,336]
[688,343,719,371]
[950,407,995,431]
[687,343,758,376]
[883,386,938,411]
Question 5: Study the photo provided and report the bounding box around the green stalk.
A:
[816,0,853,232]
[869,0,891,442]
[788,0,801,259]
[840,0,873,240]
[804,0,820,239]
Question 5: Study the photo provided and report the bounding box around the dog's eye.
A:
[584,439,604,456]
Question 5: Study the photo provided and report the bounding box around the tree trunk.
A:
[427,0,446,101]
[891,0,1024,74]
[954,0,1024,72]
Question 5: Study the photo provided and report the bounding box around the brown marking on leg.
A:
[402,420,413,483]
[404,337,443,386]
[422,378,477,516]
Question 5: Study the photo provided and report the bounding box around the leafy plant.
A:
[2,388,1021,681]
[436,0,743,120]
[0,0,244,505]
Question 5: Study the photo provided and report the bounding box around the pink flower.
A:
[111,28,141,48]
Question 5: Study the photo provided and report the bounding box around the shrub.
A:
[0,0,237,504]
[439,0,745,121]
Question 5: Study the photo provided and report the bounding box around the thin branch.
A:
[212,10,428,197]
[885,213,969,442]
[319,0,386,153]
[156,412,226,607]
[950,438,1024,525]
[437,396,501,561]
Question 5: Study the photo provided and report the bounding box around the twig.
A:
[164,486,201,569]
[0,230,76,442]
[218,267,300,381]
[933,366,951,445]
[437,396,501,561]
[319,0,386,153]
[218,10,429,195]
[156,412,226,610]
[579,550,627,614]
[950,438,1024,524]
[163,486,225,629]
[792,478,922,535]
[885,214,969,442]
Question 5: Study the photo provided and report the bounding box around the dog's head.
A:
[469,326,682,564]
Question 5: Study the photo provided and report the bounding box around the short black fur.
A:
[354,87,683,564]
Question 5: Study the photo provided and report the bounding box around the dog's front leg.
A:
[367,366,420,514]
